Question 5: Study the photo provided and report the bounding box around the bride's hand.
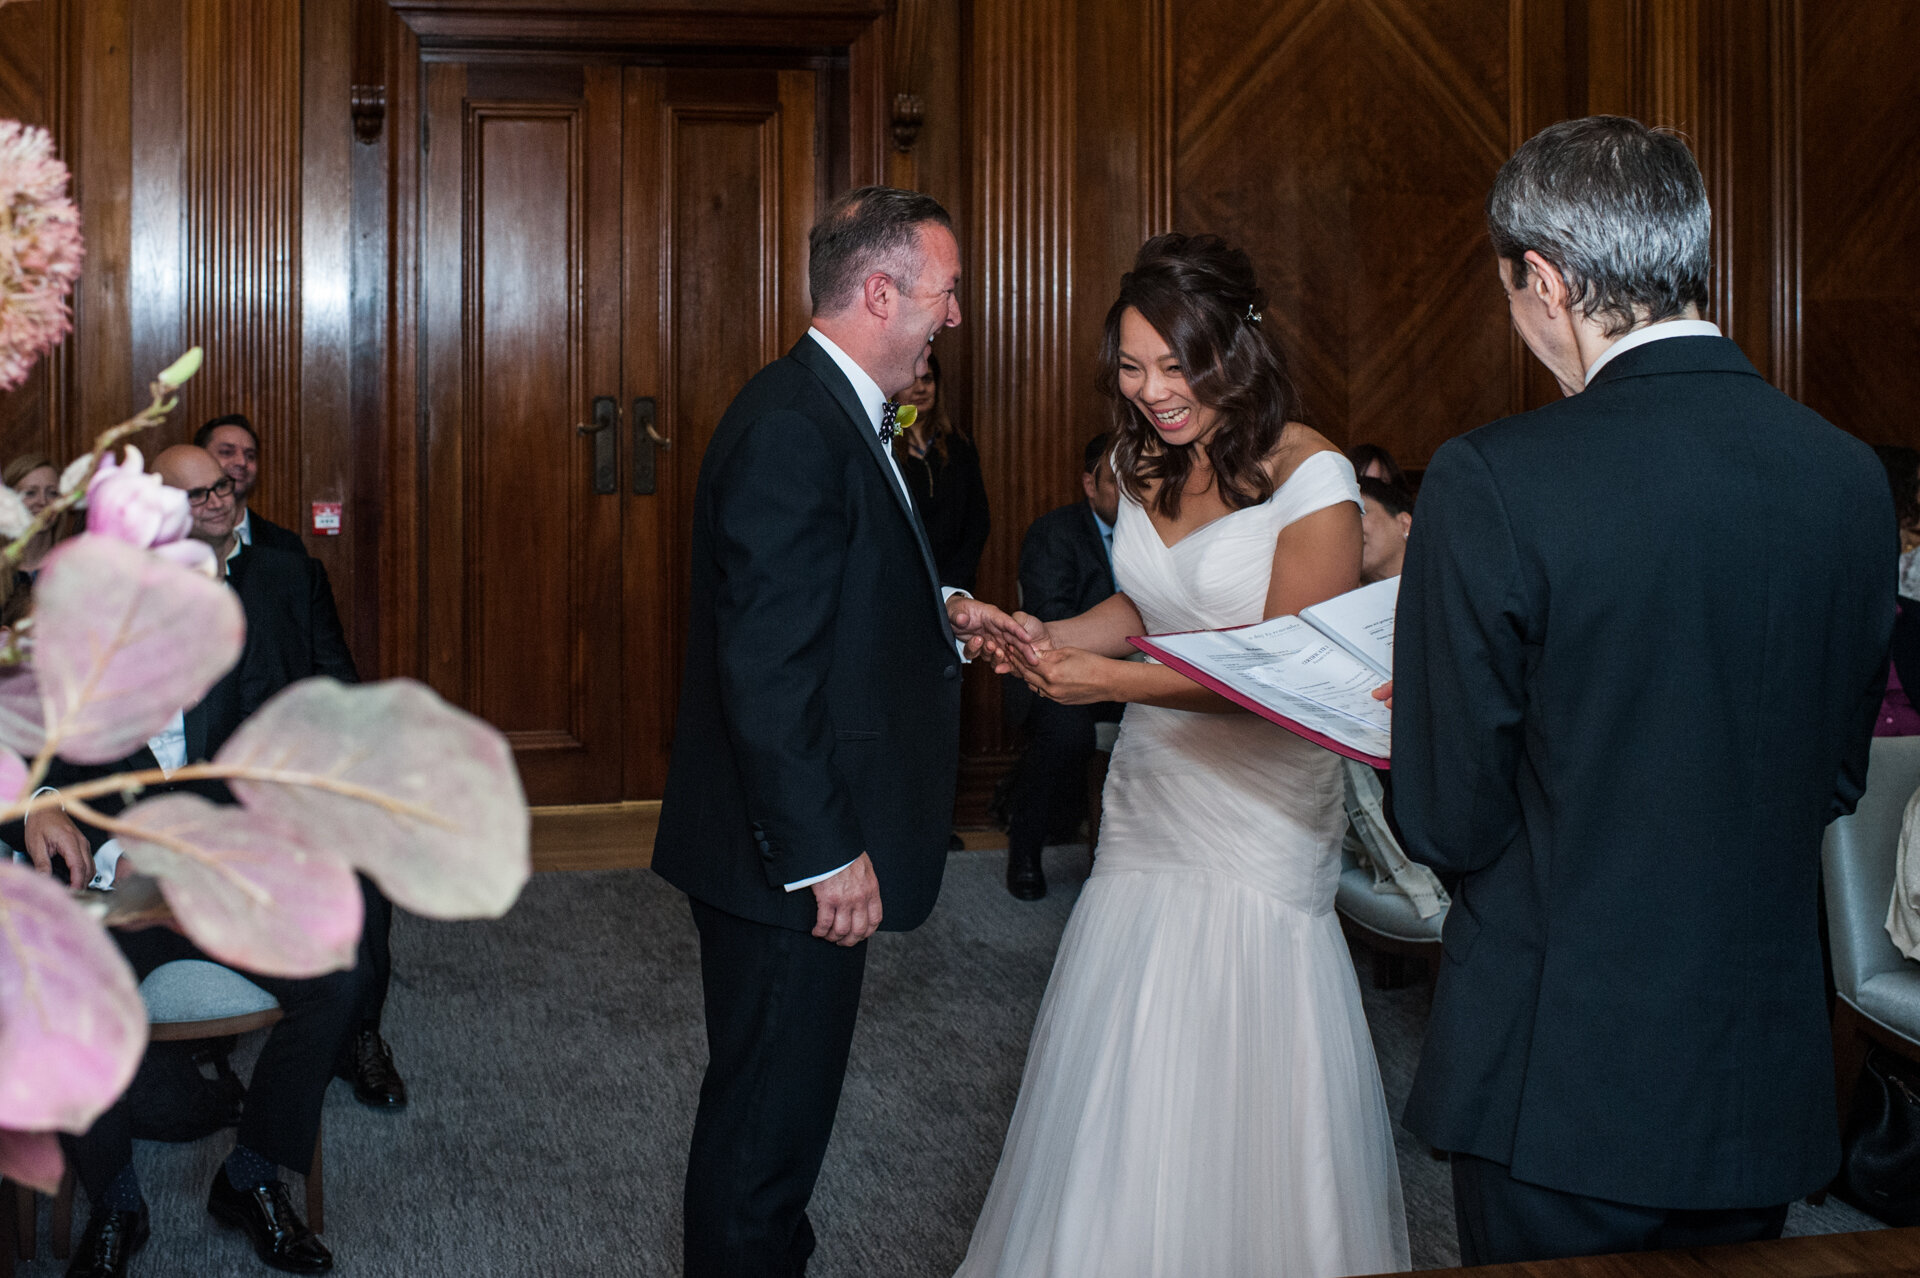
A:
[1012,646,1114,705]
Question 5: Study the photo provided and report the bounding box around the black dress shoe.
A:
[336,1027,407,1108]
[67,1204,148,1278]
[1006,849,1046,900]
[207,1168,333,1273]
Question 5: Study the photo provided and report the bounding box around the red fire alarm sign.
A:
[311,501,342,535]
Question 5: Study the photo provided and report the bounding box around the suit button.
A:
[943,665,958,680]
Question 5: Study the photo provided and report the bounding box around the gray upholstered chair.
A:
[1335,841,1445,987]
[1823,733,1920,1134]
[45,959,327,1260]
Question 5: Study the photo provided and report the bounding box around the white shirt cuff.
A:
[785,858,857,892]
[941,586,971,661]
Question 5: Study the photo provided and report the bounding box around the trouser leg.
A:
[354,873,393,1029]
[683,899,867,1278]
[1452,1154,1790,1265]
[1005,700,1097,859]
[231,964,363,1173]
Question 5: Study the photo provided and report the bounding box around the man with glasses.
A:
[151,447,409,1113]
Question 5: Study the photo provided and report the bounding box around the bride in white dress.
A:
[959,235,1409,1277]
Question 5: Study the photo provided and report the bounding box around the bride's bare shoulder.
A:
[1264,423,1343,488]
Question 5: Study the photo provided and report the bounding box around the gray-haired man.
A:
[1393,117,1893,1262]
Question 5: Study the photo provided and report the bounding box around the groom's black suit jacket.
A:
[654,335,963,933]
[1394,335,1894,1211]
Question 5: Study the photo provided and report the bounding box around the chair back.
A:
[1824,735,1920,1003]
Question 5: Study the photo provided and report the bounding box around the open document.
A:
[1129,577,1398,767]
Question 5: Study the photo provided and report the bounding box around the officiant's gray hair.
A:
[1487,115,1710,337]
[808,186,953,317]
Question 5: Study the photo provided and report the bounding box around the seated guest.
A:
[1357,475,1413,584]
[1346,441,1405,488]
[893,353,990,591]
[150,446,407,1109]
[10,458,360,1274]
[2,452,79,625]
[195,414,305,555]
[1000,434,1122,899]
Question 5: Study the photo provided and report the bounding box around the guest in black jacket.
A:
[1000,434,1122,899]
[893,353,990,590]
[154,446,408,1111]
[196,413,305,555]
[1394,116,1892,1264]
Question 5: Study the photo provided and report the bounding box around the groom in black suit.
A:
[1394,116,1894,1263]
[654,186,1022,1278]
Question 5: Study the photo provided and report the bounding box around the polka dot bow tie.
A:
[881,401,917,442]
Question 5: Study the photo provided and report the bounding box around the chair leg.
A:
[1831,999,1872,1140]
[305,1121,323,1236]
[50,1168,73,1261]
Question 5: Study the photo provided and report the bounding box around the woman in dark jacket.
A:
[894,353,990,591]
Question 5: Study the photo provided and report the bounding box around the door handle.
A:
[580,395,617,495]
[632,396,664,495]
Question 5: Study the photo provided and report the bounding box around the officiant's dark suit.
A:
[1394,116,1895,1264]
[654,187,968,1277]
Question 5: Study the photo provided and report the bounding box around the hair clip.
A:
[1244,304,1263,325]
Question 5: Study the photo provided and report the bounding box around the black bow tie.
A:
[880,401,903,441]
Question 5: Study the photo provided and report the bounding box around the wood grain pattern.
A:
[177,0,305,528]
[1174,0,1518,464]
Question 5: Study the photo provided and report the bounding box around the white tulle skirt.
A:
[955,706,1410,1278]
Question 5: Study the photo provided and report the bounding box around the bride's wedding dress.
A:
[957,450,1410,1277]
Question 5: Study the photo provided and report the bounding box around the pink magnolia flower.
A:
[85,446,192,551]
[0,120,84,393]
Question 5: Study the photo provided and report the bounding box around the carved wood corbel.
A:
[351,0,387,143]
[890,0,930,153]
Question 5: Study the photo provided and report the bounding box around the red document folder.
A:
[1128,631,1392,770]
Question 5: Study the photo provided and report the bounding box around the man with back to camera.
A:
[651,185,1028,1278]
[1392,116,1893,1262]
[1000,432,1122,899]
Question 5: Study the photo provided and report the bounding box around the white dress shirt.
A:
[1583,318,1722,385]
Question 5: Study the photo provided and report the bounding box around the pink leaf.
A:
[0,744,25,804]
[31,534,244,764]
[0,863,146,1134]
[218,679,530,920]
[0,665,45,757]
[0,1128,65,1195]
[109,793,363,978]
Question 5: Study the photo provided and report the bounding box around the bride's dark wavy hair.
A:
[1097,234,1301,519]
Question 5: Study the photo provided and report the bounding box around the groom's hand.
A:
[812,852,883,946]
[947,596,1042,669]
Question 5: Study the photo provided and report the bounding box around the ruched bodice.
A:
[956,449,1407,1278]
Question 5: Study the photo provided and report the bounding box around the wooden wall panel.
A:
[1172,0,1522,465]
[1798,0,1918,446]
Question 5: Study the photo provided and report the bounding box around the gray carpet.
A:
[20,846,1879,1275]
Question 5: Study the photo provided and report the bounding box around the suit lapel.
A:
[184,700,210,764]
[789,337,957,646]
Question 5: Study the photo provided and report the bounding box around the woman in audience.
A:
[2,452,75,625]
[893,352,990,590]
[964,235,1408,1277]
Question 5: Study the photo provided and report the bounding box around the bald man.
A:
[152,444,242,568]
[151,447,405,1109]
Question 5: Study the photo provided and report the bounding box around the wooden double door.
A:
[419,61,818,805]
